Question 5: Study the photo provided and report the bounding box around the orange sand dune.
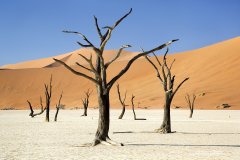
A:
[0,37,240,110]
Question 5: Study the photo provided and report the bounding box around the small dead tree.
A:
[145,48,189,133]
[116,84,127,119]
[54,91,63,121]
[185,93,196,118]
[131,94,146,120]
[81,89,92,116]
[27,96,46,117]
[44,75,53,122]
[54,8,177,146]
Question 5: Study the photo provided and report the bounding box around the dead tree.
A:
[44,75,53,122]
[131,95,146,120]
[53,8,177,146]
[116,84,127,119]
[54,91,63,121]
[27,96,46,117]
[145,48,189,133]
[185,93,196,118]
[81,89,92,116]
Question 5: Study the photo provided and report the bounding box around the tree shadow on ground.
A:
[113,131,240,135]
[126,143,240,147]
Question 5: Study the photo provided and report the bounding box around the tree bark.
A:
[157,93,172,133]
[93,88,110,145]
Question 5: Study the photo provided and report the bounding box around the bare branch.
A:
[78,54,100,77]
[144,55,163,82]
[76,62,92,73]
[53,58,99,84]
[169,59,175,70]
[152,52,162,67]
[100,8,132,50]
[94,16,103,40]
[63,30,96,48]
[57,91,63,108]
[105,45,131,69]
[172,77,189,98]
[107,39,178,90]
[112,8,132,29]
[76,41,92,48]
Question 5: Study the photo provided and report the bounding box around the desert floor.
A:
[0,109,239,160]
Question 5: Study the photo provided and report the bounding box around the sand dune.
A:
[0,37,240,109]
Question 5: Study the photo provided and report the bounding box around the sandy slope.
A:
[0,110,239,160]
[0,37,240,109]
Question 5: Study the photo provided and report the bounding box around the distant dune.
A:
[0,37,240,109]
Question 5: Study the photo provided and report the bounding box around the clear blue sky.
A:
[0,0,239,66]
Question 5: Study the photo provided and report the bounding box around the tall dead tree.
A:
[27,96,46,117]
[185,93,196,118]
[53,8,177,146]
[81,89,92,116]
[116,84,127,119]
[145,48,189,133]
[44,75,53,122]
[131,95,146,120]
[54,91,63,121]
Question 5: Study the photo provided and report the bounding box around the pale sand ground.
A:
[0,110,239,160]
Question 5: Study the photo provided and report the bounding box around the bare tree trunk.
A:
[131,95,137,120]
[189,109,193,118]
[45,76,52,122]
[131,94,146,120]
[93,89,111,146]
[45,105,50,122]
[54,91,63,122]
[118,106,125,119]
[28,101,34,117]
[82,104,87,116]
[156,93,172,133]
[185,93,196,118]
[81,89,92,117]
[54,107,60,121]
[116,84,127,119]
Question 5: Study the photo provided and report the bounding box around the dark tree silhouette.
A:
[185,93,196,118]
[116,84,127,119]
[131,95,146,120]
[44,75,53,122]
[28,96,45,117]
[54,91,63,121]
[81,89,92,116]
[145,48,189,133]
[53,8,177,146]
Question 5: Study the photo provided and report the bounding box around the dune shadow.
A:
[126,143,240,147]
